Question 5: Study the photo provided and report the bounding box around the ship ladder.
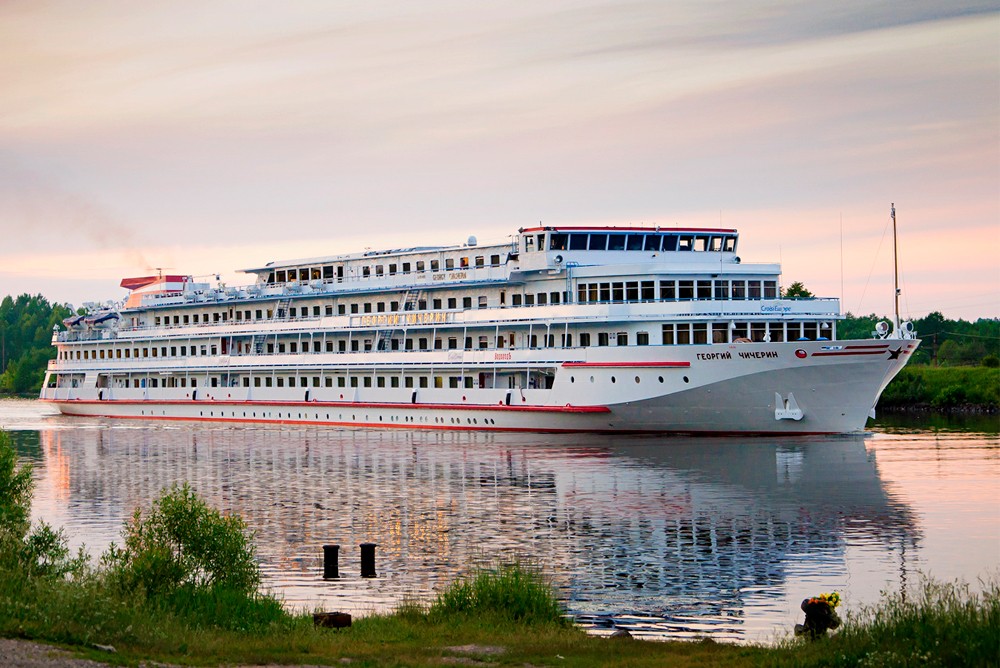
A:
[272,298,291,320]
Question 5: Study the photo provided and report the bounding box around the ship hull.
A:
[42,339,918,434]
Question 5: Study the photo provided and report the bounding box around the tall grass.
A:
[430,560,566,626]
[779,577,1000,667]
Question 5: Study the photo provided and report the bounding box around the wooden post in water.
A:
[360,542,377,578]
[322,544,340,579]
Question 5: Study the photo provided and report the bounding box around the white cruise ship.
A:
[41,225,919,433]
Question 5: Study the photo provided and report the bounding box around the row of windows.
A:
[106,373,515,390]
[62,318,834,362]
[662,321,832,344]
[528,231,737,253]
[577,279,779,303]
[147,276,785,330]
[266,253,505,285]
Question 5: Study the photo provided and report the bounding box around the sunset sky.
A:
[1,1,997,320]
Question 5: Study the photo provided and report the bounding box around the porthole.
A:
[635,376,641,384]
[658,376,664,383]
[570,376,575,383]
[683,376,690,383]
[590,376,595,383]
[611,376,616,383]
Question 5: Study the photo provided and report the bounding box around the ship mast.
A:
[891,203,900,335]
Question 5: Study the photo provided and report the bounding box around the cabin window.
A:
[748,281,762,299]
[462,297,472,309]
[377,302,385,312]
[537,293,547,305]
[732,281,747,300]
[362,266,371,278]
[643,235,661,251]
[325,305,334,316]
[678,236,693,251]
[607,234,626,251]
[693,324,708,344]
[626,234,644,251]
[637,331,649,345]
[416,260,425,271]
[390,301,399,311]
[693,236,708,251]
[617,332,628,346]
[460,257,469,268]
[549,233,568,250]
[445,258,455,270]
[764,281,778,299]
[402,262,411,272]
[375,265,384,276]
[276,270,286,282]
[475,256,484,267]
[447,297,456,309]
[524,294,535,306]
[364,303,372,313]
[478,295,487,309]
[697,280,712,300]
[419,337,428,350]
[490,254,501,265]
[512,294,522,306]
[710,236,723,251]
[524,236,535,252]
[724,237,737,252]
[568,234,587,250]
[430,260,440,271]
[388,263,397,275]
[579,333,591,346]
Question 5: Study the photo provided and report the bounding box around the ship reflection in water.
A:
[26,424,918,642]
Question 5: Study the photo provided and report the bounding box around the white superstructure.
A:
[41,225,918,433]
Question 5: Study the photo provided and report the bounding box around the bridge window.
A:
[589,234,607,250]
[626,234,644,251]
[549,233,568,250]
[569,234,588,250]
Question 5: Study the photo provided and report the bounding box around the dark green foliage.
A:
[430,561,566,625]
[0,431,86,579]
[103,483,261,600]
[0,294,75,394]
[782,281,814,298]
[878,367,999,409]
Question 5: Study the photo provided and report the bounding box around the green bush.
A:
[983,355,999,368]
[431,561,565,625]
[102,483,261,600]
[0,431,86,579]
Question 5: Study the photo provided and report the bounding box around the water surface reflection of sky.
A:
[2,400,997,643]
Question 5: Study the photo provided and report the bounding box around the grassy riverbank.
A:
[3,563,998,667]
[878,366,999,411]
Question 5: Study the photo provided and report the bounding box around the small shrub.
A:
[983,355,999,369]
[0,431,86,579]
[932,385,966,409]
[103,483,261,600]
[431,561,565,625]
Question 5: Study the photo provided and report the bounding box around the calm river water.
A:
[2,399,997,643]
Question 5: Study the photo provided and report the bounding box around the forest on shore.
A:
[1,292,997,409]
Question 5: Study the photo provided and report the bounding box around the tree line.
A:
[0,294,75,394]
[0,291,997,396]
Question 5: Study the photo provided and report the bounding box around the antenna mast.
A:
[891,203,900,334]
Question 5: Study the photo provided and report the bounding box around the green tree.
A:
[782,281,814,298]
[0,294,75,395]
